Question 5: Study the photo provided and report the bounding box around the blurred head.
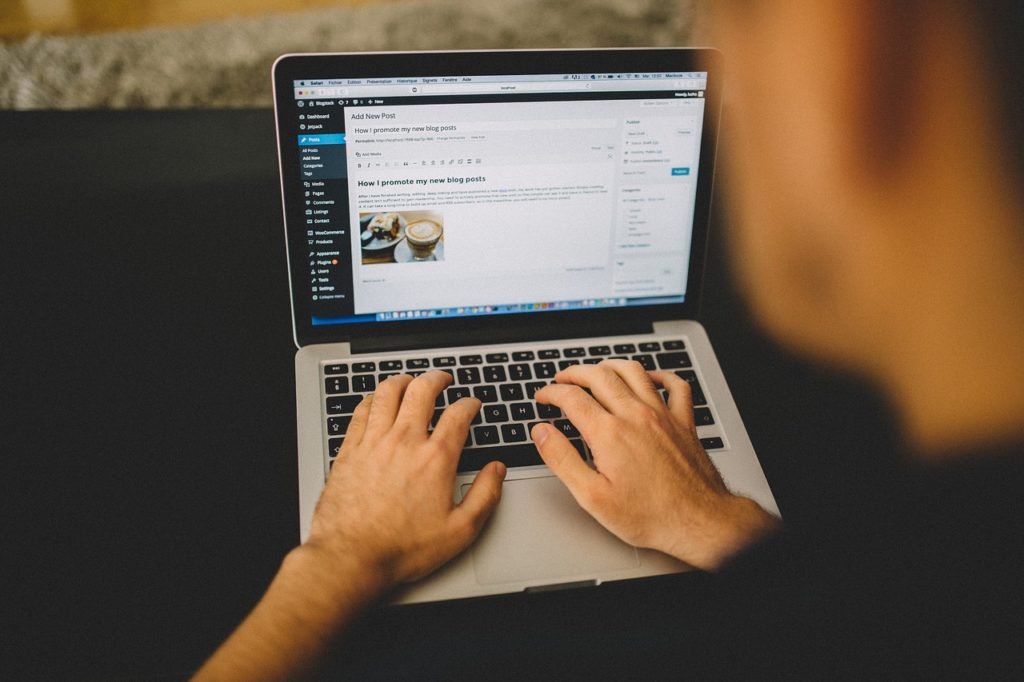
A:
[704,1,1024,375]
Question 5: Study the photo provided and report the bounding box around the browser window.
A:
[291,71,708,326]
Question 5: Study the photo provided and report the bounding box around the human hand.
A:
[532,360,778,571]
[303,370,506,588]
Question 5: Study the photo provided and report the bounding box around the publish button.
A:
[671,167,691,176]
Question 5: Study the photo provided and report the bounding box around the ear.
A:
[829,1,926,181]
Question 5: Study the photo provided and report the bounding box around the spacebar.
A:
[458,444,543,473]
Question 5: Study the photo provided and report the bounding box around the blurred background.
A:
[0,0,704,108]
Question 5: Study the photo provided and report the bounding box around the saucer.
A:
[394,239,444,262]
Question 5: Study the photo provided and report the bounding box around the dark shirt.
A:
[608,442,1024,679]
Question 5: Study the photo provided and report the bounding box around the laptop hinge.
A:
[350,320,653,354]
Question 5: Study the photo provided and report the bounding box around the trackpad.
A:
[464,475,639,585]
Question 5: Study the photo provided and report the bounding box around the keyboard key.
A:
[458,443,542,472]
[564,347,586,357]
[700,437,724,450]
[693,407,715,426]
[568,439,587,459]
[328,437,343,458]
[406,358,430,369]
[554,419,580,438]
[509,402,536,421]
[352,361,376,373]
[435,392,446,408]
[582,358,602,365]
[327,415,351,436]
[473,385,499,403]
[379,360,403,371]
[525,382,547,398]
[675,370,707,406]
[447,386,471,403]
[432,356,456,367]
[632,354,656,371]
[378,373,398,382]
[558,359,580,370]
[588,345,612,356]
[324,363,349,375]
[538,403,561,419]
[326,395,363,414]
[459,354,483,365]
[457,367,482,384]
[512,351,535,361]
[324,376,349,395]
[639,342,661,352]
[352,374,376,392]
[664,340,686,350]
[471,411,482,425]
[473,425,500,445]
[483,365,507,383]
[499,383,524,401]
[501,423,529,443]
[431,408,443,428]
[613,343,637,354]
[484,404,510,423]
[485,352,509,363]
[509,363,532,381]
[656,352,692,369]
[533,362,557,379]
[538,349,560,359]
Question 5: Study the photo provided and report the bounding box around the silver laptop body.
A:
[273,49,779,604]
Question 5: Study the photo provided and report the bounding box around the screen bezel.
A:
[273,48,722,349]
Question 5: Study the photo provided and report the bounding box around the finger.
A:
[364,374,414,436]
[534,383,608,443]
[393,370,453,431]
[532,422,605,503]
[598,359,663,409]
[649,371,696,431]
[340,393,373,454]
[431,396,482,463]
[448,460,507,548]
[552,363,640,416]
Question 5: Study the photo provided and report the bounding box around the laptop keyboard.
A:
[322,338,721,474]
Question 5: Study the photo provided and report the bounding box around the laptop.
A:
[271,48,779,603]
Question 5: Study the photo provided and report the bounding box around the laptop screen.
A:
[274,50,720,347]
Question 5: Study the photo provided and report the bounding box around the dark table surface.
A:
[0,109,899,680]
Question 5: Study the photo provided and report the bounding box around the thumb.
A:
[532,422,601,500]
[451,460,506,540]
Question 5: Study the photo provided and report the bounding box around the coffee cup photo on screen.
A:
[359,210,445,264]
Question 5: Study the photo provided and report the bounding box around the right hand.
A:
[531,360,778,571]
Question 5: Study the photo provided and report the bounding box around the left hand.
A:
[303,370,506,587]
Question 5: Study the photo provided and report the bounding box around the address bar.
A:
[418,81,595,94]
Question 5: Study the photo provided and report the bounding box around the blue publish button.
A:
[671,167,691,176]
[298,134,346,146]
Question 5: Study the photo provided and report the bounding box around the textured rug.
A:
[0,0,705,109]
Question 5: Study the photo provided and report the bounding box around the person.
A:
[196,1,1024,678]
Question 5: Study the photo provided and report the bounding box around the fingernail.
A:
[495,461,507,478]
[532,423,550,445]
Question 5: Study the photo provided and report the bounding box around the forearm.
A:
[673,495,782,572]
[193,545,389,681]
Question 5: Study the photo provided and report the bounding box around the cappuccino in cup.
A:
[405,220,443,260]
